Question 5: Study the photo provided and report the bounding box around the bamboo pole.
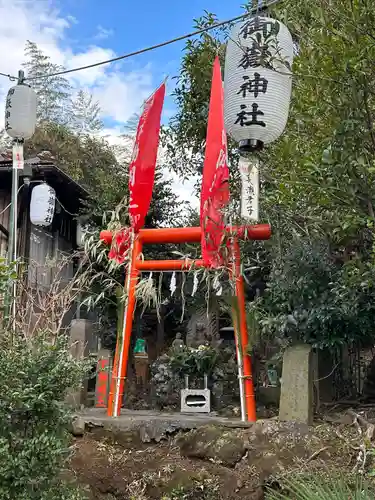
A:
[233,311,246,422]
[230,246,246,422]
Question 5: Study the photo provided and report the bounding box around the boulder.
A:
[178,425,246,468]
[70,415,85,437]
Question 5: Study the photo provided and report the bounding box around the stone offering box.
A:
[180,375,211,414]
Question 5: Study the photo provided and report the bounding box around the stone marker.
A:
[279,344,313,425]
[66,319,94,408]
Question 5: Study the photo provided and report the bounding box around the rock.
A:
[178,425,246,468]
[71,415,85,436]
[139,421,185,443]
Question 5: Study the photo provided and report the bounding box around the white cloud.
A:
[0,0,153,125]
[66,46,117,86]
[95,25,114,41]
[99,129,199,209]
[164,169,199,209]
[92,71,152,123]
[0,0,197,208]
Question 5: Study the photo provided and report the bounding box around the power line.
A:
[24,0,282,82]
[25,13,247,81]
[0,0,282,83]
[0,71,17,81]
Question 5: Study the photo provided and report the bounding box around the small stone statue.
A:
[171,332,185,352]
[211,332,223,349]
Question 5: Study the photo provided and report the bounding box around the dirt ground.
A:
[68,407,375,500]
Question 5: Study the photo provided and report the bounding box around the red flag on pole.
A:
[200,56,230,268]
[129,83,166,232]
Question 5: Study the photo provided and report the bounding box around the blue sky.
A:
[0,0,247,205]
[0,0,246,131]
[58,0,243,126]
[62,0,239,71]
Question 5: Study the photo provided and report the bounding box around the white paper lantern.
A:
[5,84,37,140]
[224,16,294,152]
[30,183,56,227]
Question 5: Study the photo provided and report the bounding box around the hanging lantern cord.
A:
[17,70,25,85]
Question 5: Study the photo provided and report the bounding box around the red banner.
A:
[200,57,230,268]
[95,357,110,408]
[129,83,166,232]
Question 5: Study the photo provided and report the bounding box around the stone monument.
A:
[279,344,313,425]
[186,305,220,349]
[186,322,206,349]
[186,316,222,349]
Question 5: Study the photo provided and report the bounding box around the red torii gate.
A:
[105,223,271,421]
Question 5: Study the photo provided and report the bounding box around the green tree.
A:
[0,260,88,499]
[258,0,375,247]
[24,122,127,219]
[68,90,103,135]
[25,122,185,228]
[23,41,72,125]
[162,12,229,179]
[23,42,102,136]
[166,0,375,350]
[0,333,88,499]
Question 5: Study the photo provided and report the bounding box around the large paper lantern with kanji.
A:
[5,84,37,140]
[224,16,294,152]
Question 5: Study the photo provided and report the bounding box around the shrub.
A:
[150,346,239,411]
[169,345,219,377]
[0,331,89,499]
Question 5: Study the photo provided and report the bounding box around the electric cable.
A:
[0,0,282,83]
[25,15,245,80]
[0,180,79,219]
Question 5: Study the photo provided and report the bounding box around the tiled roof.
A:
[0,150,89,201]
[0,150,55,164]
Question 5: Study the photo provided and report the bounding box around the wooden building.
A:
[0,153,88,291]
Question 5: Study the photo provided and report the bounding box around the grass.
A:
[266,476,372,499]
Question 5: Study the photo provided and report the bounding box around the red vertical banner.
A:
[200,57,230,268]
[129,83,166,232]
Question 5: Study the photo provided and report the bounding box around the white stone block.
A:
[180,389,211,413]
